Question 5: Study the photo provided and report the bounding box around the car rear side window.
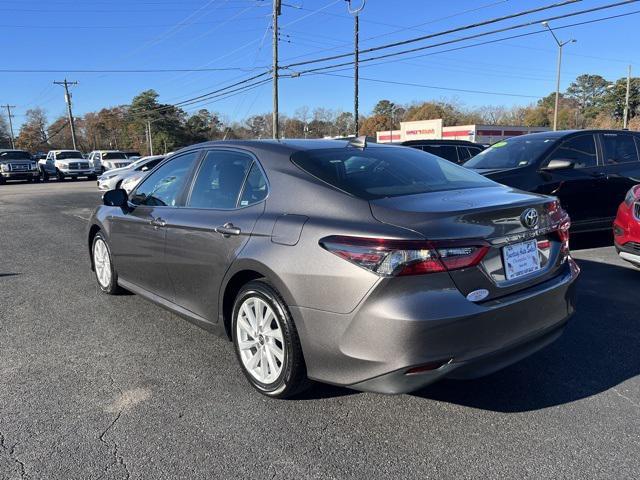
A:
[457,147,472,162]
[601,133,639,165]
[467,146,483,157]
[547,134,597,169]
[239,162,268,206]
[420,145,459,162]
[291,147,494,200]
[130,151,198,207]
[188,150,253,209]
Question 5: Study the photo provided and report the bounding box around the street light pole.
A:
[542,22,575,131]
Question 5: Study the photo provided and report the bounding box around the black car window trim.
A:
[599,132,640,165]
[184,147,269,211]
[128,149,203,209]
[540,134,598,170]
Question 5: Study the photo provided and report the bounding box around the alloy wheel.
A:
[93,238,112,288]
[235,296,285,385]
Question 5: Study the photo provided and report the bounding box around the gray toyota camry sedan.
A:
[87,139,578,398]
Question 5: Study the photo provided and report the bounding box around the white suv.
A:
[45,150,96,181]
[88,150,132,173]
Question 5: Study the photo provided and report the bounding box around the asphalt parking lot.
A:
[1,181,639,480]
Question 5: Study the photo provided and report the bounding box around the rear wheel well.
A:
[88,225,101,269]
[222,270,264,340]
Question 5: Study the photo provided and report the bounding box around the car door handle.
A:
[150,217,166,228]
[215,223,241,237]
[590,172,607,179]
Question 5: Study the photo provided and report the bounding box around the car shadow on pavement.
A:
[411,259,640,412]
[571,230,613,250]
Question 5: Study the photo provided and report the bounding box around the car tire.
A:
[41,170,49,182]
[232,280,310,399]
[56,170,65,181]
[92,232,121,295]
[88,175,97,181]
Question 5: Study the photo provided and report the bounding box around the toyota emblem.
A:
[521,208,539,229]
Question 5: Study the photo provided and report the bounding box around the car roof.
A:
[0,149,30,153]
[503,129,640,141]
[51,149,82,153]
[178,138,392,156]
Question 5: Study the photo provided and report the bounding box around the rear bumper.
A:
[350,320,566,394]
[291,258,579,394]
[615,240,640,266]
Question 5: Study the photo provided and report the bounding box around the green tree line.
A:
[1,73,638,153]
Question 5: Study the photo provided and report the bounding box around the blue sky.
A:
[2,0,639,127]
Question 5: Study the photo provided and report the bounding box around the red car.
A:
[613,185,640,268]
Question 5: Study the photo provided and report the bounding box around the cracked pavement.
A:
[1,181,639,479]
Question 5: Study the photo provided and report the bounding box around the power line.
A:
[284,2,640,74]
[307,72,542,99]
[128,71,271,115]
[279,0,512,64]
[115,3,640,115]
[0,67,266,73]
[283,0,583,69]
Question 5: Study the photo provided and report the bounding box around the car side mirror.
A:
[543,159,574,171]
[103,188,129,207]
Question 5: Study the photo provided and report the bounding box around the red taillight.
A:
[546,199,571,252]
[319,236,489,276]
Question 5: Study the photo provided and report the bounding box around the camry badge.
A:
[521,208,539,229]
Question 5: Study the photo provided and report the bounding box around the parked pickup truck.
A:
[43,150,96,181]
[0,149,40,183]
[87,150,132,173]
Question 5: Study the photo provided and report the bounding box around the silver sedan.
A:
[97,155,165,191]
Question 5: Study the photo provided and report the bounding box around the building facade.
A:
[376,119,549,144]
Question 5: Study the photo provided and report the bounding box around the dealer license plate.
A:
[502,240,541,280]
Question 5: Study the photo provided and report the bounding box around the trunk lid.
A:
[369,186,568,301]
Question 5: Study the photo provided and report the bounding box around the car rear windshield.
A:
[56,151,83,160]
[103,152,128,160]
[0,151,31,160]
[463,136,556,169]
[291,147,495,200]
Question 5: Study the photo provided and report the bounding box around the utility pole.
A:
[346,0,365,137]
[272,0,281,140]
[541,22,575,131]
[623,64,632,129]
[146,120,154,156]
[53,79,79,149]
[3,104,16,149]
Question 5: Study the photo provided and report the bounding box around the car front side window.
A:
[130,151,199,207]
[188,150,253,209]
[547,134,597,169]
